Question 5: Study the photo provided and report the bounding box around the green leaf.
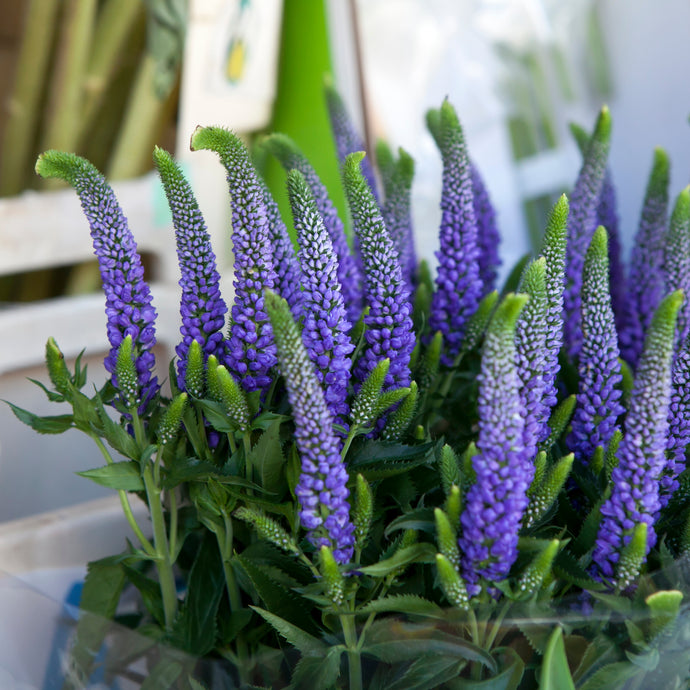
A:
[358,543,437,577]
[172,531,224,656]
[251,606,327,656]
[67,556,127,681]
[553,550,605,591]
[288,645,344,690]
[4,401,73,433]
[248,418,286,494]
[93,393,140,458]
[236,553,317,633]
[625,648,659,672]
[386,655,466,690]
[577,661,640,690]
[384,508,436,538]
[195,398,237,433]
[77,461,145,491]
[449,647,524,689]
[348,440,435,467]
[540,627,576,690]
[121,564,165,626]
[140,660,184,690]
[357,595,444,619]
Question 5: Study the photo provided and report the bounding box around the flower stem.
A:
[143,464,178,631]
[340,614,362,690]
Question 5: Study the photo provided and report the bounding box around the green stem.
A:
[243,433,253,484]
[143,464,178,631]
[483,600,511,651]
[168,488,178,560]
[91,434,155,556]
[340,426,360,461]
[340,614,362,690]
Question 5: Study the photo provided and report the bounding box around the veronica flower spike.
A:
[190,126,278,393]
[265,290,355,564]
[427,100,483,364]
[567,226,624,464]
[563,106,611,359]
[342,152,415,396]
[287,169,354,426]
[619,148,670,369]
[35,152,158,408]
[593,290,682,586]
[537,195,569,433]
[262,133,364,322]
[152,147,227,392]
[458,293,530,595]
[470,163,502,294]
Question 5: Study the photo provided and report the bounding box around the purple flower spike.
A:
[265,290,355,564]
[537,195,569,436]
[35,151,158,406]
[191,126,278,394]
[563,107,611,359]
[325,81,380,203]
[471,162,501,294]
[459,294,530,595]
[342,152,415,397]
[515,258,549,465]
[593,291,682,584]
[665,344,690,503]
[262,133,364,323]
[427,100,483,364]
[152,148,227,391]
[287,169,354,427]
[259,176,305,319]
[376,140,417,294]
[567,227,623,463]
[619,148,670,370]
[664,187,690,347]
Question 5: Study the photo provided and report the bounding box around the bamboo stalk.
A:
[0,0,60,196]
[79,0,144,144]
[40,0,97,164]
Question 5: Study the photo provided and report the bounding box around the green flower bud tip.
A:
[216,366,250,431]
[528,451,548,495]
[436,553,469,610]
[615,522,647,591]
[319,545,345,607]
[351,358,390,427]
[445,485,462,528]
[439,444,461,495]
[353,473,373,551]
[185,339,205,398]
[645,590,683,640]
[234,507,299,555]
[381,381,418,441]
[518,539,559,596]
[540,395,576,451]
[523,453,573,528]
[462,290,499,353]
[158,392,188,445]
[115,335,138,406]
[434,508,460,569]
[45,337,71,395]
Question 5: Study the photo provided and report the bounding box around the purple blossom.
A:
[515,258,548,465]
[566,227,623,463]
[593,291,682,584]
[428,100,483,364]
[664,344,690,503]
[152,147,227,391]
[262,133,364,322]
[287,169,354,427]
[538,195,569,434]
[191,126,278,393]
[618,148,670,369]
[35,151,158,407]
[264,290,355,564]
[459,294,530,595]
[471,162,501,294]
[325,82,380,202]
[377,141,417,294]
[563,107,611,359]
[342,152,415,396]
[259,176,305,319]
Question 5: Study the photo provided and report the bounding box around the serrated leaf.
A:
[445,647,524,689]
[625,647,659,671]
[540,626,576,690]
[553,550,605,591]
[121,564,165,626]
[140,660,184,689]
[78,461,145,491]
[4,401,73,433]
[358,543,437,577]
[572,637,617,683]
[358,595,444,619]
[93,393,140,458]
[172,531,223,656]
[577,661,640,690]
[386,654,466,690]
[348,440,435,467]
[195,398,237,432]
[251,606,327,656]
[288,645,344,690]
[248,419,286,494]
[384,508,436,538]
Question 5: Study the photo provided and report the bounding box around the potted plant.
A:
[7,82,690,689]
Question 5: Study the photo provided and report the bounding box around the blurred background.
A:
[0,0,688,522]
